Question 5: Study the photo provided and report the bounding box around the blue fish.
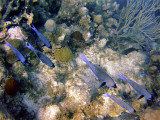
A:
[31,24,52,49]
[5,40,26,64]
[140,73,146,77]
[79,53,116,88]
[103,92,136,113]
[26,42,55,68]
[119,74,152,100]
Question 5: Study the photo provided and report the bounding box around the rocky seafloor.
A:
[0,0,160,120]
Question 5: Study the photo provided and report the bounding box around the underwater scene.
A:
[0,0,160,119]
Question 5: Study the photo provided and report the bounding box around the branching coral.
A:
[115,0,160,47]
[0,0,33,44]
[2,0,20,20]
[0,0,33,28]
[0,28,9,42]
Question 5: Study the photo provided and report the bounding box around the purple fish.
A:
[119,74,152,100]
[26,42,55,68]
[79,53,116,88]
[5,40,26,64]
[31,24,52,49]
[103,92,136,113]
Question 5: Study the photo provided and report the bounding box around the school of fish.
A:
[4,24,152,114]
[79,53,152,113]
[5,24,55,68]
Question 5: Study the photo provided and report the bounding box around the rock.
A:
[79,15,91,30]
[79,7,89,17]
[37,105,61,120]
[44,19,57,32]
[94,15,103,25]
[0,60,6,83]
[7,26,28,40]
[0,102,15,120]
[148,66,158,75]
[141,107,160,120]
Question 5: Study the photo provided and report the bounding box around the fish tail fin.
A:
[119,74,128,81]
[31,24,37,31]
[79,53,90,64]
[25,42,35,51]
[103,92,109,97]
[5,40,11,47]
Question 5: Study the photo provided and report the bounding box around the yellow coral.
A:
[23,13,34,25]
[108,103,123,117]
[79,15,91,30]
[54,47,73,62]
[0,28,9,42]
[141,107,160,120]
[0,5,2,12]
[33,0,38,2]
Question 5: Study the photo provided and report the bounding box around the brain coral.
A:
[54,47,73,62]
[44,19,57,32]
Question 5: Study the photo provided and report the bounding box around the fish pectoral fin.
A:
[137,95,144,100]
[99,82,106,88]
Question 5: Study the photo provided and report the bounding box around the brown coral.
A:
[69,31,86,50]
[4,78,19,95]
[141,107,160,120]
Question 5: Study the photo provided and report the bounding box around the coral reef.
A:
[37,105,61,120]
[7,26,28,40]
[79,15,91,30]
[54,47,73,62]
[94,15,103,25]
[68,31,86,51]
[44,19,57,32]
[78,7,89,17]
[4,78,19,95]
[145,50,160,98]
[0,101,14,120]
[23,12,34,26]
[0,0,33,29]
[0,28,8,43]
[0,0,159,120]
[56,0,91,25]
[140,106,160,120]
[113,0,160,49]
[3,26,28,64]
[0,56,6,81]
